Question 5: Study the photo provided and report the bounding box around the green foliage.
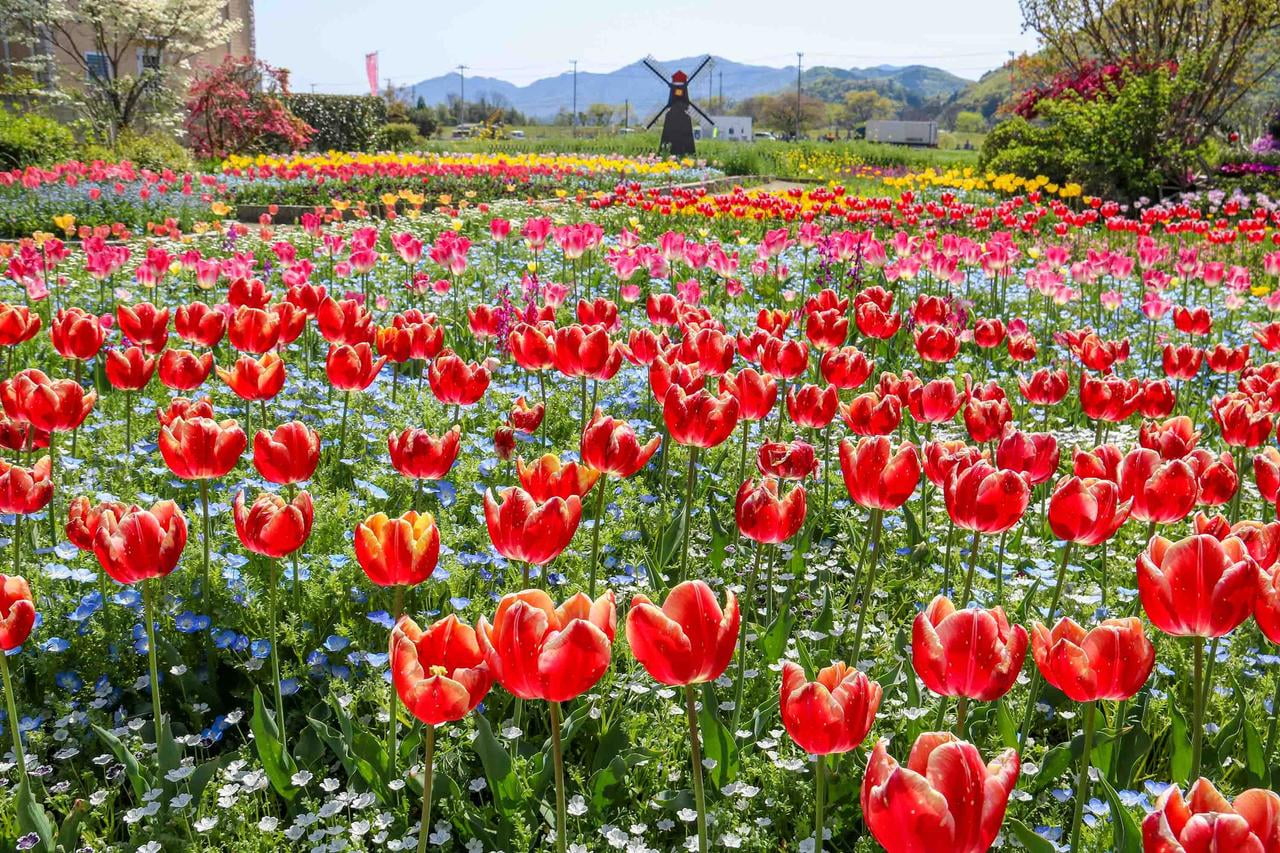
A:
[0,107,76,169]
[981,67,1208,199]
[406,106,439,139]
[376,122,424,151]
[954,110,987,133]
[79,131,194,172]
[287,95,388,151]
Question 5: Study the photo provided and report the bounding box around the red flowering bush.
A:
[185,56,313,159]
[1013,58,1178,119]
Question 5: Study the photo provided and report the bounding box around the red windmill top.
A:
[671,70,688,83]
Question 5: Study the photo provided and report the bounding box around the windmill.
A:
[642,56,713,156]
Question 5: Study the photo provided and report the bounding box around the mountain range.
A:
[404,55,981,121]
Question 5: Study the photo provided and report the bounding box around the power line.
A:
[456,64,468,124]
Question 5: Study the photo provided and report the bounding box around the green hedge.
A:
[286,95,387,152]
[0,106,76,169]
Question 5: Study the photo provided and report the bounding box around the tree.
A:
[185,56,313,158]
[761,93,826,137]
[841,90,896,126]
[585,103,614,126]
[2,0,241,142]
[954,110,986,133]
[1019,0,1280,150]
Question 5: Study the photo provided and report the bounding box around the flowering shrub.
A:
[185,56,314,159]
[1012,57,1179,119]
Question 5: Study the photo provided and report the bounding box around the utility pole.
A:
[571,59,578,136]
[718,70,723,108]
[707,57,714,106]
[795,51,803,140]
[623,99,629,129]
[457,64,468,125]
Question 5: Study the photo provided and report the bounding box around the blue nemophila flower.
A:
[68,592,103,623]
[280,678,300,696]
[323,635,350,653]
[449,596,471,611]
[55,671,84,692]
[329,554,350,569]
[175,612,212,634]
[366,610,394,629]
[306,651,328,668]
[41,637,69,653]
[250,640,271,659]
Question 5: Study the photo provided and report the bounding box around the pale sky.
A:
[255,0,1039,94]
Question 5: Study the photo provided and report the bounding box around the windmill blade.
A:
[690,101,714,124]
[641,58,670,83]
[645,107,669,129]
[686,55,713,84]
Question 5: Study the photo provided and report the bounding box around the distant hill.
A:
[405,55,985,122]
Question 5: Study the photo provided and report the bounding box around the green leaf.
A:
[1244,720,1267,787]
[757,609,794,662]
[351,731,392,793]
[473,713,523,817]
[54,796,86,853]
[15,778,55,852]
[308,715,358,779]
[1097,773,1143,853]
[995,700,1019,751]
[251,688,299,801]
[590,755,629,812]
[1168,702,1193,785]
[697,683,739,789]
[1006,818,1056,853]
[92,723,150,800]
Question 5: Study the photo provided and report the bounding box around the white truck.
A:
[864,120,939,148]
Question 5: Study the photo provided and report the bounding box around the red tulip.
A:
[217,353,286,401]
[735,477,806,543]
[841,391,902,436]
[1187,448,1238,507]
[995,429,1059,485]
[508,322,555,371]
[0,574,35,651]
[760,337,809,379]
[1046,476,1131,546]
[467,304,503,340]
[779,661,881,755]
[92,500,188,585]
[477,589,615,701]
[0,456,53,515]
[326,342,385,391]
[1163,344,1204,381]
[1212,393,1274,447]
[158,416,246,480]
[757,439,819,480]
[66,496,130,552]
[253,421,320,484]
[962,395,1012,443]
[805,308,848,350]
[227,305,280,354]
[157,396,214,427]
[317,297,375,345]
[718,368,775,421]
[1079,374,1141,423]
[390,614,493,726]
[913,323,960,362]
[663,386,739,448]
[626,580,739,686]
[116,302,169,354]
[1117,449,1198,524]
[484,487,582,566]
[1138,534,1258,637]
[105,346,156,391]
[157,348,213,391]
[227,276,271,308]
[517,454,600,501]
[839,436,919,510]
[1007,333,1038,362]
[509,397,545,433]
[388,426,461,480]
[678,327,734,376]
[819,346,873,389]
[1173,305,1212,336]
[272,302,306,346]
[429,350,490,406]
[354,510,441,586]
[1256,447,1280,504]
[855,301,901,339]
[1030,617,1154,702]
[233,490,313,558]
[914,595,1027,700]
[0,368,95,432]
[580,411,661,478]
[551,324,616,378]
[973,318,1006,348]
[862,732,1019,853]
[0,303,41,346]
[785,383,838,429]
[1195,515,1280,570]
[50,307,104,360]
[1143,778,1280,853]
[174,301,227,348]
[1139,416,1199,460]
[1018,368,1070,406]
[906,377,963,424]
[0,418,46,452]
[923,440,985,487]
[943,462,1030,534]
[1073,443,1123,481]
[577,297,619,330]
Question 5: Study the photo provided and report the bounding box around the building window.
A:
[85,51,109,82]
[137,47,161,75]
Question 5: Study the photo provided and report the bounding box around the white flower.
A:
[195,816,219,832]
[568,794,588,816]
[291,770,314,786]
[676,808,697,823]
[169,793,193,809]
[258,816,279,832]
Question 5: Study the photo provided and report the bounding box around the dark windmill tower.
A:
[643,56,714,156]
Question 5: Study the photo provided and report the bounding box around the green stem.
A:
[338,391,350,458]
[684,685,708,853]
[1110,698,1128,781]
[959,528,982,604]
[814,753,826,853]
[0,650,27,785]
[588,478,608,597]
[46,430,57,547]
[143,578,163,730]
[1266,672,1280,761]
[199,479,212,606]
[388,584,405,779]
[1041,541,1075,621]
[1069,701,1097,853]
[677,446,699,584]
[732,545,764,732]
[268,558,286,751]
[1191,636,1206,780]
[549,700,568,853]
[849,509,884,663]
[955,696,969,736]
[417,726,436,853]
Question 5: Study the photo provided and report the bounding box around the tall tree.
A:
[3,0,241,141]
